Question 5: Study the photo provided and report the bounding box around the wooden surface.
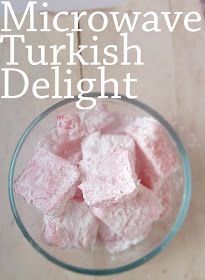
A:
[0,0,205,279]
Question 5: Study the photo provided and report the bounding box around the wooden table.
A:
[0,0,205,279]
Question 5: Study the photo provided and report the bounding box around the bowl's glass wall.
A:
[10,96,190,275]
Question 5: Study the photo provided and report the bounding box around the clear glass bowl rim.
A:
[8,93,192,276]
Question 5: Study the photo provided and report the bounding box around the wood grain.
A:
[0,1,205,279]
[0,14,83,280]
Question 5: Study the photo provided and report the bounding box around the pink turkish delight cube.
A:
[37,113,85,164]
[43,200,99,249]
[125,117,178,189]
[56,113,85,141]
[155,177,173,216]
[92,185,163,239]
[79,103,115,134]
[103,112,135,134]
[37,130,82,162]
[79,149,139,207]
[92,186,163,253]
[15,149,80,216]
[81,132,136,161]
[98,221,150,254]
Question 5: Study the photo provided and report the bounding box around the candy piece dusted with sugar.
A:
[92,186,163,247]
[95,186,163,253]
[125,117,178,189]
[38,131,82,164]
[155,177,173,216]
[103,112,135,134]
[99,222,150,254]
[43,200,99,249]
[79,103,115,134]
[15,149,80,216]
[56,113,85,141]
[79,149,139,206]
[37,127,64,156]
[37,113,84,164]
[81,131,136,160]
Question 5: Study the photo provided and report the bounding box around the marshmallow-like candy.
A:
[37,113,85,164]
[43,200,99,249]
[155,177,173,216]
[99,222,150,254]
[93,186,163,236]
[79,103,115,134]
[14,108,176,254]
[103,112,135,134]
[56,113,85,141]
[93,186,163,253]
[79,149,139,206]
[15,149,80,216]
[36,128,82,165]
[81,132,136,160]
[125,117,178,189]
[38,131,82,164]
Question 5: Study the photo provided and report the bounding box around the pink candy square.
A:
[43,200,99,249]
[14,107,176,253]
[37,113,85,165]
[81,131,136,161]
[126,117,178,189]
[94,186,163,253]
[79,149,139,206]
[79,103,115,134]
[15,149,80,216]
[56,113,85,141]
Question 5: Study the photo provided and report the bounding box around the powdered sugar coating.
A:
[125,116,178,189]
[37,128,82,162]
[37,113,85,165]
[79,149,139,206]
[56,113,85,141]
[15,149,80,216]
[79,103,115,134]
[155,177,173,217]
[81,132,136,161]
[92,186,163,249]
[103,112,135,134]
[43,200,99,249]
[14,107,177,254]
[99,222,150,254]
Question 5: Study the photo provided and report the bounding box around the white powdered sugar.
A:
[15,104,177,254]
[43,200,99,249]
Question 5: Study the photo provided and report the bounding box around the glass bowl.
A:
[9,93,192,276]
